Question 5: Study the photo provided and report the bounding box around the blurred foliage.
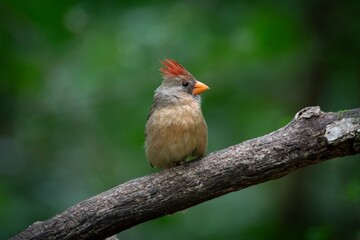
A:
[1,0,360,239]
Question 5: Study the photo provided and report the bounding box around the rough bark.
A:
[12,106,360,240]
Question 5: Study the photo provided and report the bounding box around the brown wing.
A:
[193,114,208,158]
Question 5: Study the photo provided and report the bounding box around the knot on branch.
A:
[294,106,321,120]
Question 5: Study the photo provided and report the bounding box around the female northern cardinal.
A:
[145,59,209,169]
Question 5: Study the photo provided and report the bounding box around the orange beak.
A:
[192,81,210,95]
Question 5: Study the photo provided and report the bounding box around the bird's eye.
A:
[182,82,189,87]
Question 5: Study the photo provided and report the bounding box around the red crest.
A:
[160,59,190,78]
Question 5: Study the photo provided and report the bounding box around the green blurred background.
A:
[1,0,359,239]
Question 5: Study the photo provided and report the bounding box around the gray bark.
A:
[12,106,360,240]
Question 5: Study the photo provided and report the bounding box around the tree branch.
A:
[12,106,360,240]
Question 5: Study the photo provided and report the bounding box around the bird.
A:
[145,59,209,169]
